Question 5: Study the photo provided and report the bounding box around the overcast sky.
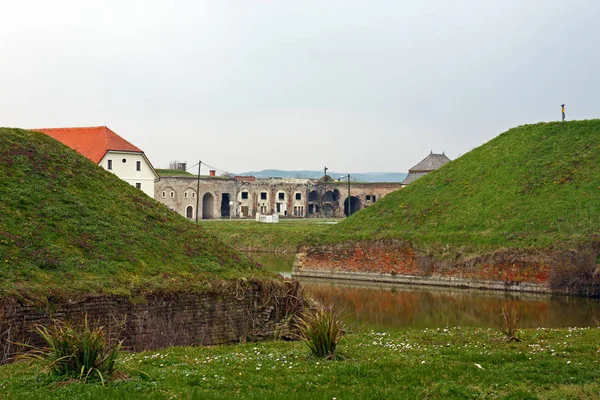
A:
[1,1,598,173]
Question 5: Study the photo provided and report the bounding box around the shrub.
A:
[19,316,122,384]
[296,305,344,359]
[495,306,520,342]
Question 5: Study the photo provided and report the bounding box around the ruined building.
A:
[155,171,403,220]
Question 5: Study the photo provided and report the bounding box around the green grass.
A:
[155,169,194,177]
[311,120,600,253]
[0,128,270,302]
[2,327,600,399]
[199,219,340,253]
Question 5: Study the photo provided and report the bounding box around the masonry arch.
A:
[202,193,214,219]
[186,205,194,219]
[308,190,318,202]
[344,196,361,217]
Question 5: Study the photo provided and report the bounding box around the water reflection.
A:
[247,252,600,331]
[299,278,600,331]
[247,252,295,278]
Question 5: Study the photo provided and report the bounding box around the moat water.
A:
[248,253,600,331]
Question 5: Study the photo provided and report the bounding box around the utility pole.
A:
[561,104,566,122]
[347,174,351,217]
[195,160,202,222]
[323,166,328,221]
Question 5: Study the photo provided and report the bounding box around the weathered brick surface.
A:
[296,240,552,289]
[0,280,303,363]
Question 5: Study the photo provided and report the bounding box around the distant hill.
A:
[237,169,407,183]
[314,120,600,251]
[0,128,265,301]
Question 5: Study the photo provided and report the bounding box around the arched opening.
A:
[332,189,340,202]
[344,196,361,217]
[186,205,194,219]
[308,190,318,202]
[325,190,333,202]
[202,193,214,219]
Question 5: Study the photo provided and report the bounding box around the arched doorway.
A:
[202,193,214,219]
[186,205,194,219]
[344,196,361,217]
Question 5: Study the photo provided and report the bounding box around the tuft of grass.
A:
[17,316,122,385]
[495,306,521,342]
[296,305,345,359]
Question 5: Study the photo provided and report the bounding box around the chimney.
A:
[209,170,216,177]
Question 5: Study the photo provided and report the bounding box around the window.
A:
[260,192,267,200]
[295,193,302,200]
[241,192,249,200]
[170,191,174,198]
[122,158,127,164]
[136,161,141,171]
[184,192,188,198]
[161,191,166,198]
[372,195,376,202]
[192,192,196,198]
[366,195,371,201]
[135,183,141,189]
[278,192,285,200]
[107,159,113,170]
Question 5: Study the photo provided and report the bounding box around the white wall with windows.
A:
[99,151,157,197]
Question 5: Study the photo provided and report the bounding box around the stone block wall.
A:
[0,279,304,364]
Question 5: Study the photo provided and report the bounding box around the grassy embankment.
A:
[0,128,271,302]
[308,120,600,255]
[199,219,340,253]
[1,327,599,399]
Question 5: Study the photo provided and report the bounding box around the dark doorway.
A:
[344,196,361,217]
[221,193,230,217]
[186,205,193,219]
[202,193,214,219]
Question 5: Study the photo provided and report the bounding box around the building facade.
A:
[155,173,403,220]
[35,126,158,197]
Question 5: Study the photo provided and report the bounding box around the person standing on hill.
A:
[561,104,566,122]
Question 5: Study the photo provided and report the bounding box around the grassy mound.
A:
[0,128,268,301]
[314,120,600,252]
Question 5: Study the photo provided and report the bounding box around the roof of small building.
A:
[407,152,451,173]
[401,152,451,185]
[34,126,143,164]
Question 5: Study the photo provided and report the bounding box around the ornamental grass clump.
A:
[495,306,521,342]
[19,316,122,385]
[296,305,344,359]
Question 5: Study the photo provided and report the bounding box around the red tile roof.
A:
[34,126,144,164]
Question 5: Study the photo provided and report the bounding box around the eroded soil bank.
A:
[293,240,600,296]
[0,279,304,364]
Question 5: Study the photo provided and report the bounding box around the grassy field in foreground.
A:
[1,327,599,399]
[199,219,341,253]
[310,121,600,253]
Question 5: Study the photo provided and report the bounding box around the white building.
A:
[35,126,158,197]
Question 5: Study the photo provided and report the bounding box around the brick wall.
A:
[0,279,304,363]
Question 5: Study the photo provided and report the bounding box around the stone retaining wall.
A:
[292,240,599,295]
[0,279,303,364]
